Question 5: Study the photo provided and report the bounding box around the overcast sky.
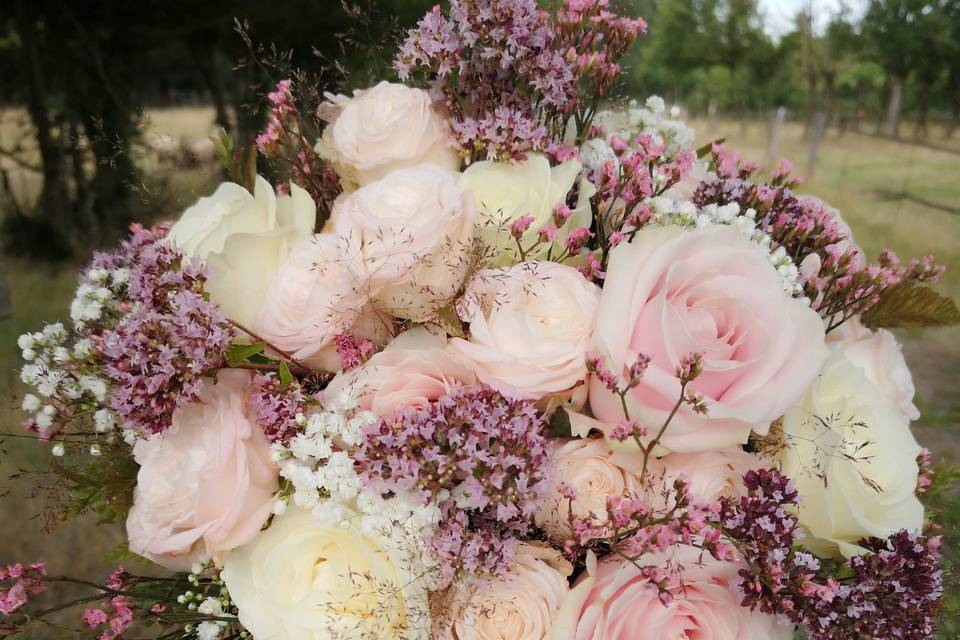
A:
[758,0,868,37]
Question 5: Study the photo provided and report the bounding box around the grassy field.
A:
[0,109,958,635]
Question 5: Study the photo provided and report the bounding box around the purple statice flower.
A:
[718,468,944,640]
[396,0,574,161]
[99,225,235,435]
[693,148,945,330]
[354,385,551,583]
[247,373,312,444]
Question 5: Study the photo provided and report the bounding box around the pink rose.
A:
[126,370,278,570]
[449,262,601,400]
[644,447,764,504]
[255,234,381,371]
[322,326,476,415]
[552,546,794,640]
[829,318,919,420]
[442,542,572,640]
[535,437,643,541]
[589,225,827,452]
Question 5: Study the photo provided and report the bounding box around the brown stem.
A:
[226,319,311,373]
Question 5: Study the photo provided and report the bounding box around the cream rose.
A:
[332,165,476,321]
[779,345,924,557]
[442,543,572,640]
[317,81,459,188]
[535,437,642,540]
[254,234,379,371]
[222,505,409,640]
[126,370,278,571]
[459,154,595,265]
[449,261,601,400]
[589,225,827,453]
[552,546,794,640]
[168,175,316,328]
[829,319,919,420]
[322,325,476,415]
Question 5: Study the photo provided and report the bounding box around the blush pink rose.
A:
[449,261,601,400]
[255,234,383,371]
[535,437,643,541]
[443,542,572,640]
[322,325,476,415]
[551,546,794,640]
[641,447,765,505]
[589,225,827,452]
[126,370,278,571]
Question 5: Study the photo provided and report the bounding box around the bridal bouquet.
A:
[5,1,958,639]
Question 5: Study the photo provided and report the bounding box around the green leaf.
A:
[861,283,960,330]
[696,137,725,159]
[278,360,294,389]
[225,342,266,367]
[213,127,233,171]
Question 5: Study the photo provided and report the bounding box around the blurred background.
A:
[0,0,958,637]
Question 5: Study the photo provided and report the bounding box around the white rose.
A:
[779,346,924,557]
[222,506,410,640]
[317,81,459,188]
[168,175,316,328]
[441,543,572,640]
[449,261,601,400]
[459,154,595,265]
[332,165,476,321]
[829,318,919,420]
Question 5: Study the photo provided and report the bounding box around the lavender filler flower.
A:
[355,385,551,583]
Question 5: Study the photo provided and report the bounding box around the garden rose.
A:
[126,370,277,571]
[459,153,595,264]
[449,261,601,400]
[779,346,924,557]
[443,543,572,640]
[254,234,374,371]
[317,81,459,188]
[830,319,919,420]
[322,325,475,415]
[535,437,642,540]
[222,505,410,639]
[652,447,763,503]
[589,225,827,452]
[168,175,316,328]
[552,546,794,640]
[332,165,476,321]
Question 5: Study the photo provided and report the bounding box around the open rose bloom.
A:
[7,1,954,640]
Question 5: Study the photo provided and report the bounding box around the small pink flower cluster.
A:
[333,333,376,372]
[554,0,647,111]
[355,384,551,582]
[0,562,46,616]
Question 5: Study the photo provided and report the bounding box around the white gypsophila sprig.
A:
[272,387,442,639]
[646,196,807,300]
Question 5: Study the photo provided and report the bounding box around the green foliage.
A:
[225,341,266,367]
[278,360,294,389]
[920,460,960,639]
[53,443,139,525]
[861,283,960,330]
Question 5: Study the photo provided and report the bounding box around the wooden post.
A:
[767,106,787,165]
[806,111,827,180]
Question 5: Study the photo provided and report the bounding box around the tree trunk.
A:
[884,74,904,139]
[947,102,960,140]
[188,42,233,132]
[14,0,71,238]
[0,260,11,320]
